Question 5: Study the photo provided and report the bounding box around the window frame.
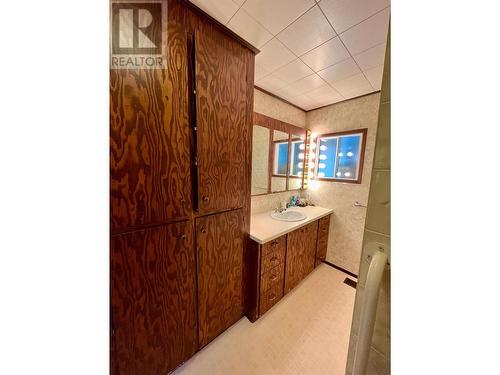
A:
[313,128,368,184]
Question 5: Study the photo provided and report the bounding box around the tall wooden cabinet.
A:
[110,1,256,373]
[196,209,245,347]
[194,29,249,215]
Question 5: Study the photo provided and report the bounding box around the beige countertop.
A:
[250,206,334,244]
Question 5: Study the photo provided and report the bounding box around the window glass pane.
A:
[275,142,288,175]
[336,135,361,179]
[317,137,337,178]
[289,140,304,176]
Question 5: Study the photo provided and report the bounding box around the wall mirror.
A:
[251,113,308,196]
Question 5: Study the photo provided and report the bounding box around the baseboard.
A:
[322,260,358,279]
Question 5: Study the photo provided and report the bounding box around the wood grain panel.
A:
[260,263,285,294]
[111,222,197,375]
[285,227,305,294]
[315,215,330,266]
[259,280,284,315]
[284,222,318,294]
[195,25,249,214]
[196,209,245,347]
[110,5,191,233]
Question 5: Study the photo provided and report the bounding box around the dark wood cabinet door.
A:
[194,26,249,215]
[111,222,197,375]
[315,215,330,266]
[303,222,318,274]
[196,209,245,347]
[284,228,304,294]
[110,12,191,232]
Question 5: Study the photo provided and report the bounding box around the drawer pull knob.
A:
[270,275,278,281]
[271,241,278,246]
[269,294,277,301]
[200,227,207,234]
[202,195,210,203]
[180,234,187,240]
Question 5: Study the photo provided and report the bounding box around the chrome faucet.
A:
[274,201,286,213]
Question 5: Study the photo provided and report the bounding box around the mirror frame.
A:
[252,112,308,196]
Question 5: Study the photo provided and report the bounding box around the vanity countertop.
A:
[250,206,333,244]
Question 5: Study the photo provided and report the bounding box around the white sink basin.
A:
[270,210,307,222]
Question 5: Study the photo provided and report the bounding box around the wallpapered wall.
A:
[307,93,380,274]
[251,88,381,277]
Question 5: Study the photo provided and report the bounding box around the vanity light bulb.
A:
[319,145,327,151]
[298,153,304,160]
[299,144,305,150]
[319,163,326,169]
[336,172,342,177]
[347,151,353,157]
[297,163,303,169]
[319,154,327,160]
[317,172,325,177]
[344,172,351,177]
[338,152,344,157]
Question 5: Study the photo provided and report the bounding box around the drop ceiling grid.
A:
[189,0,390,110]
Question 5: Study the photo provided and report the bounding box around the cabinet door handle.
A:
[271,240,278,246]
[200,227,207,234]
[202,195,210,203]
[269,294,277,301]
[180,234,187,240]
[270,274,278,281]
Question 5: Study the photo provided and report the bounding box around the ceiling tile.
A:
[289,94,316,109]
[254,62,271,81]
[364,65,384,90]
[232,0,245,5]
[353,42,386,70]
[330,72,373,97]
[256,74,288,92]
[339,7,390,55]
[300,36,350,71]
[319,0,390,33]
[318,58,361,84]
[275,85,303,101]
[255,38,296,72]
[288,74,326,94]
[227,9,274,48]
[189,0,239,25]
[277,6,336,56]
[243,0,315,35]
[272,59,314,85]
[306,84,343,103]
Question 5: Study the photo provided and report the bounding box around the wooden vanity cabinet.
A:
[284,221,318,294]
[248,214,332,321]
[315,215,330,266]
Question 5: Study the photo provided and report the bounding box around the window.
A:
[273,141,288,175]
[314,129,367,183]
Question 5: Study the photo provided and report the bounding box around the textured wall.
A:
[251,89,306,214]
[306,93,381,274]
[347,24,390,375]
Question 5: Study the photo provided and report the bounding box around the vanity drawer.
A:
[261,244,286,273]
[259,281,283,315]
[260,263,285,293]
[261,235,286,257]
